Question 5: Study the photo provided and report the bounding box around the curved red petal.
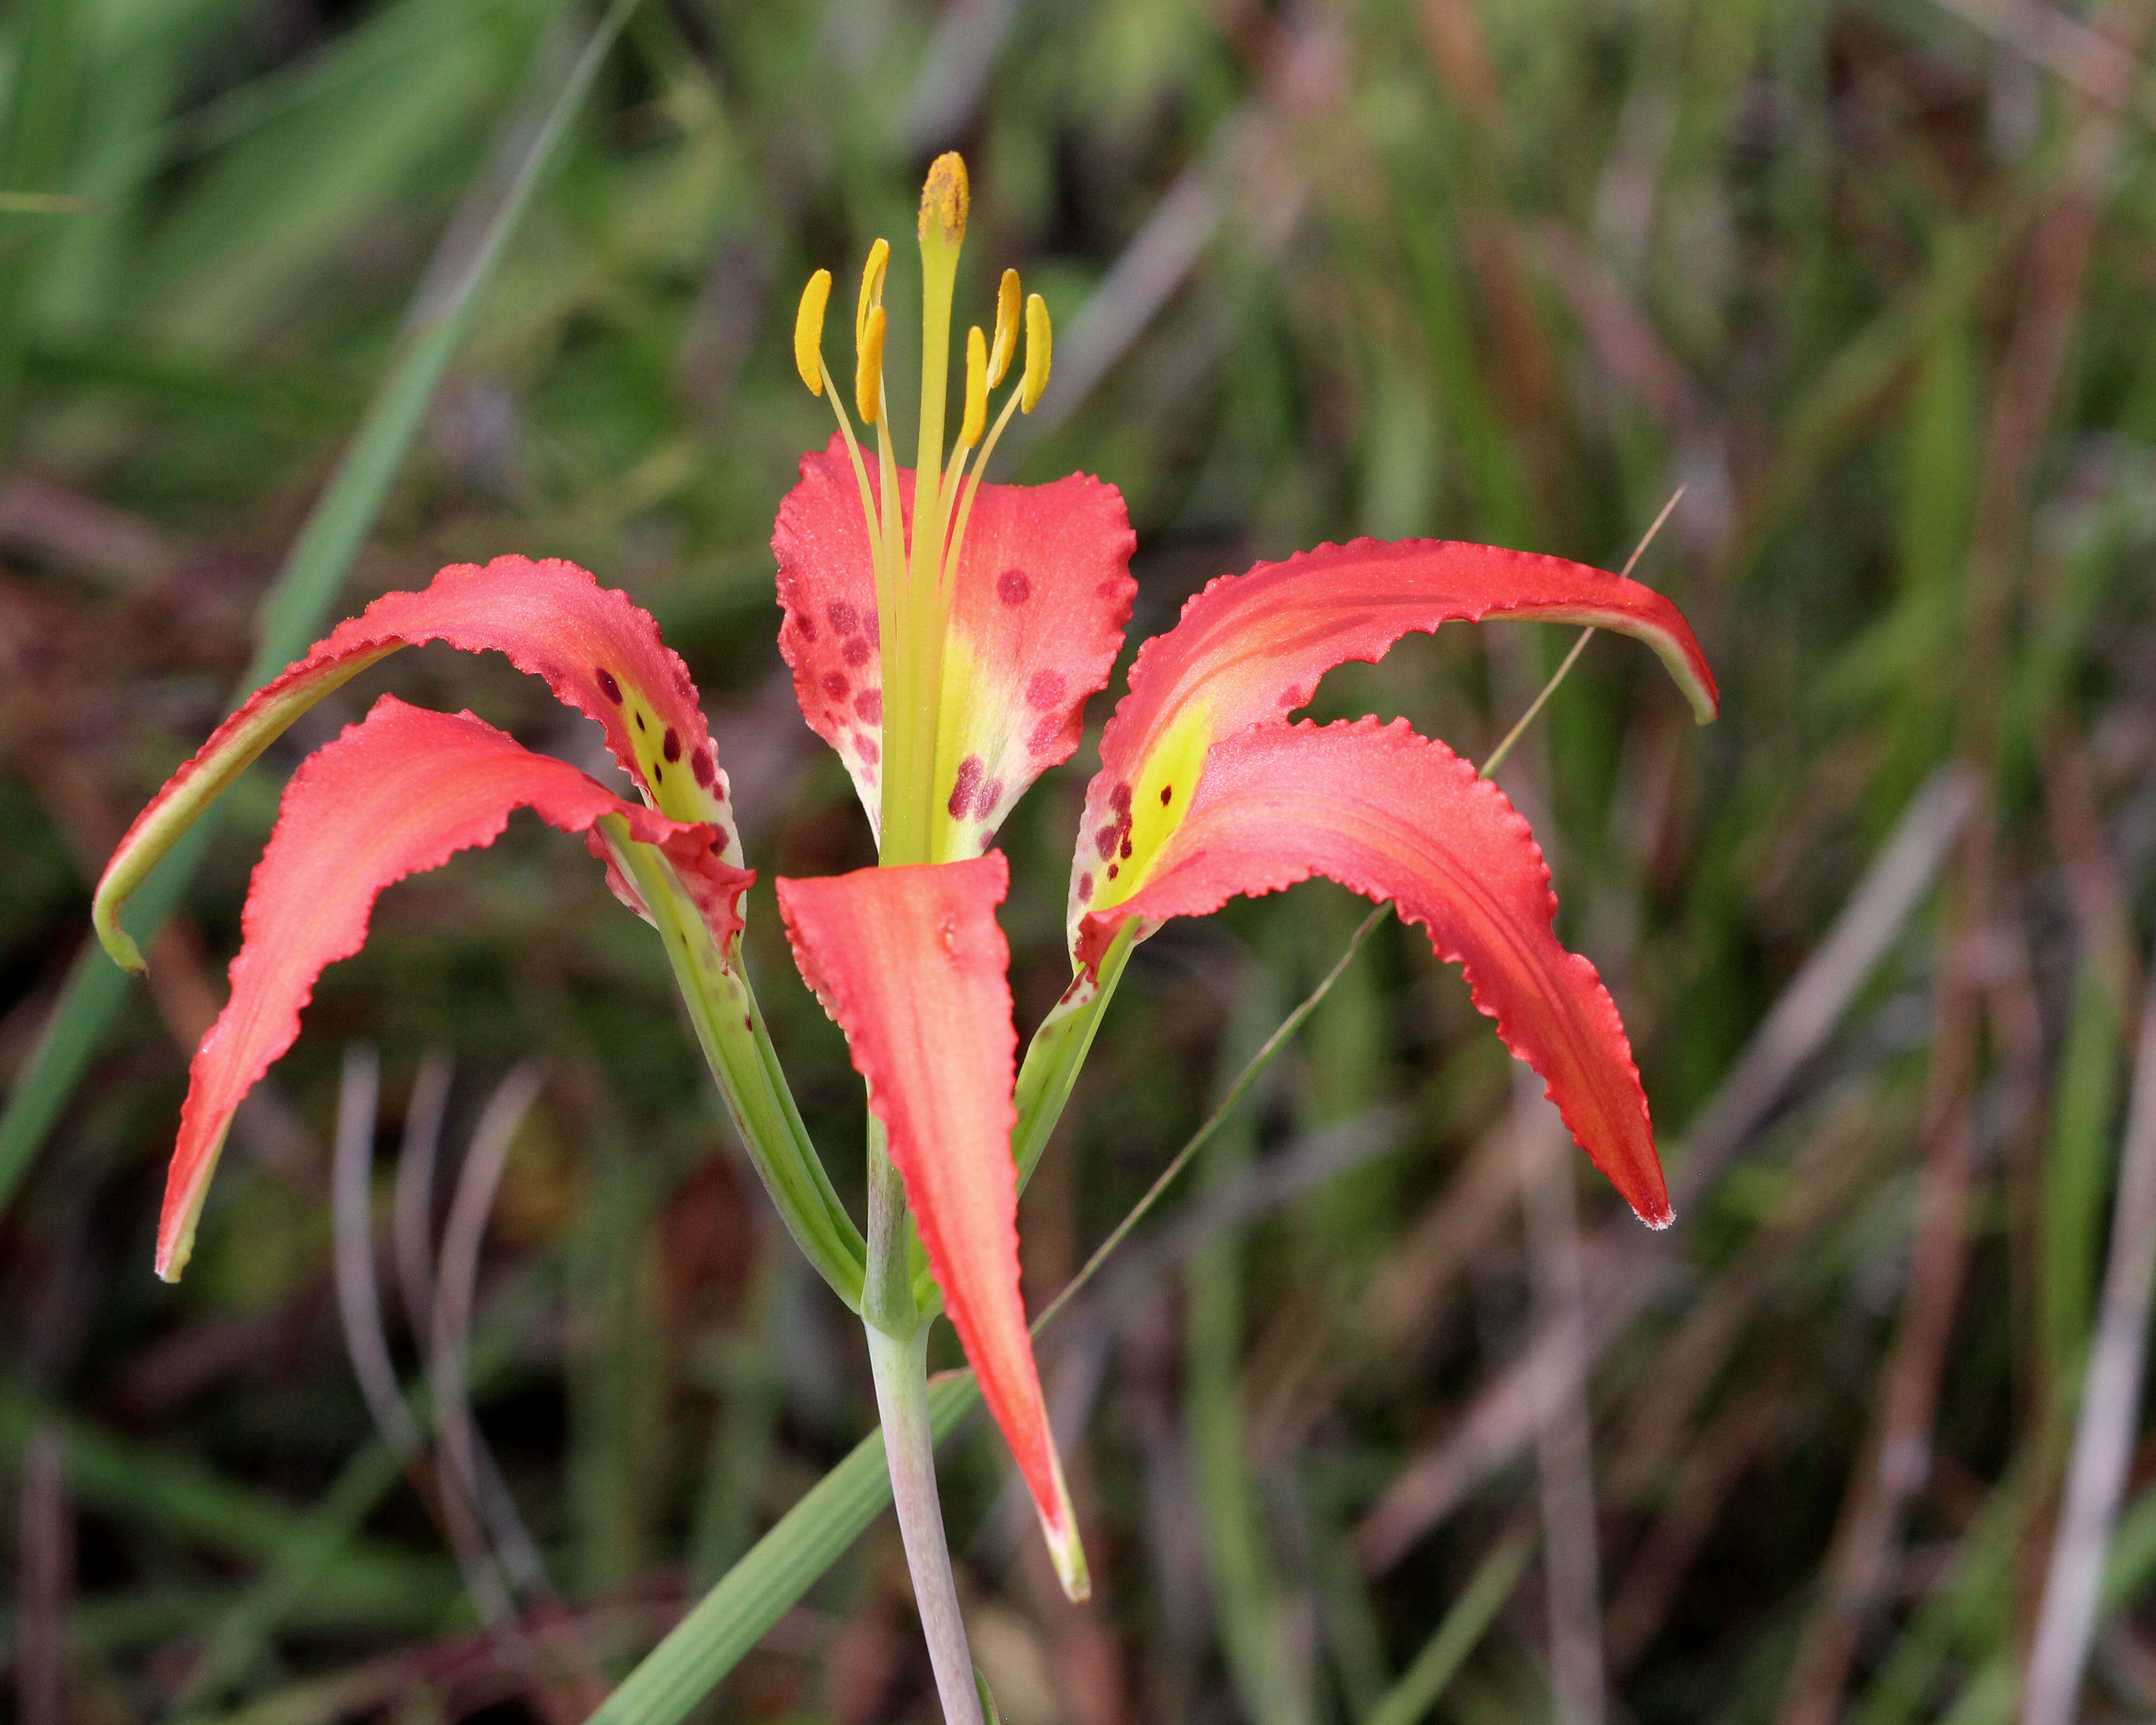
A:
[772,435,1135,856]
[774,854,1087,1593]
[1071,536,1717,954]
[157,694,748,1281]
[1078,718,1670,1227]
[96,555,735,973]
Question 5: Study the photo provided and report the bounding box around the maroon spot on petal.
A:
[795,614,818,643]
[1095,822,1120,859]
[859,737,880,764]
[663,727,682,763]
[997,568,1031,606]
[866,611,880,645]
[655,764,666,784]
[595,668,624,704]
[822,670,849,700]
[634,712,647,732]
[830,600,859,634]
[1027,715,1064,754]
[1277,684,1305,708]
[1106,863,1119,880]
[690,746,715,788]
[974,777,1003,819]
[1096,579,1123,599]
[854,688,882,722]
[947,755,985,820]
[1160,784,1173,805]
[1110,781,1132,812]
[1026,669,1065,709]
[841,635,872,668]
[1079,872,1094,898]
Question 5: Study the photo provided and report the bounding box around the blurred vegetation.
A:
[3,0,2156,1721]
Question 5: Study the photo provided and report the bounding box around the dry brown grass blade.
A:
[2020,950,2156,1725]
[1517,1084,1608,1725]
[14,1423,72,1725]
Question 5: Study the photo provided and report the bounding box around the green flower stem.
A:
[1013,925,1138,1190]
[602,823,864,1312]
[865,1322,985,1725]
[862,1112,983,1725]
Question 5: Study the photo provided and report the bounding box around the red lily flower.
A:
[92,556,756,1278]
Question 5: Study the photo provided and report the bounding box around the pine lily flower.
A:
[772,156,1718,1618]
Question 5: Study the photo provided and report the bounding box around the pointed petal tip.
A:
[1042,1464,1091,1601]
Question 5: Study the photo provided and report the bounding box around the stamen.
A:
[989,269,1020,387]
[794,270,831,396]
[856,238,889,347]
[1021,293,1052,413]
[958,327,988,452]
[856,304,886,426]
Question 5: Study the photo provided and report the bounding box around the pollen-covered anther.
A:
[959,326,988,451]
[794,270,831,396]
[1021,293,1052,414]
[855,238,889,346]
[919,151,969,249]
[856,304,886,427]
[989,269,1020,387]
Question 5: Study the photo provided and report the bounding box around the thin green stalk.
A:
[1361,1534,1531,1725]
[0,0,641,1223]
[865,1323,985,1725]
[1030,904,1390,1336]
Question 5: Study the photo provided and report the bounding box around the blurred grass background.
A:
[3,0,2156,1721]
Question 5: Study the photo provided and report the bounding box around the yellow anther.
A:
[856,304,886,426]
[794,270,831,397]
[918,152,969,250]
[958,326,988,450]
[989,269,1020,387]
[856,238,890,347]
[1020,293,1052,414]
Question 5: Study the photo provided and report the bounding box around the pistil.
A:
[791,153,1053,865]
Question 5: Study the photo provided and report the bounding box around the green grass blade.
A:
[586,1372,981,1725]
[1361,1534,1530,1725]
[0,0,640,1224]
[0,0,84,447]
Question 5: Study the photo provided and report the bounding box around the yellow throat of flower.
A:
[792,152,1053,867]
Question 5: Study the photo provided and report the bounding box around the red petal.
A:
[97,555,735,972]
[157,695,748,1280]
[775,854,1088,1594]
[772,435,1135,855]
[1103,538,1717,773]
[1076,718,1670,1227]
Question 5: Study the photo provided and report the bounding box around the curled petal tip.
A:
[94,903,146,974]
